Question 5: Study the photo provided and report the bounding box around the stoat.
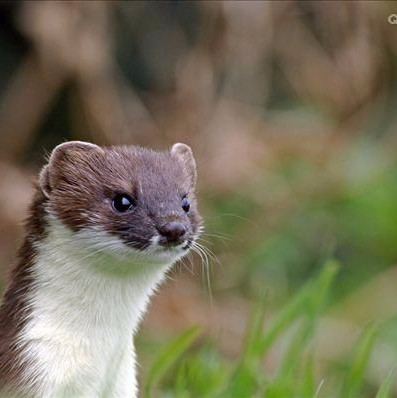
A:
[0,141,202,397]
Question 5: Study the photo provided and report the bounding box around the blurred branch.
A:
[0,0,160,159]
[0,53,66,161]
[272,1,386,119]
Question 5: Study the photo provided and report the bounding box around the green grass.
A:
[143,262,395,398]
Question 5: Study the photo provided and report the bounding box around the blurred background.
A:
[0,1,396,396]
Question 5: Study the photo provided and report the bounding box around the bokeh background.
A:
[0,1,397,396]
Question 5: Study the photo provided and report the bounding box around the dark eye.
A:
[112,194,135,213]
[181,196,190,213]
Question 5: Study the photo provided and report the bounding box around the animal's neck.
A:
[3,218,170,396]
[29,219,168,339]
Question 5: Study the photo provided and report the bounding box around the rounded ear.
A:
[38,141,103,196]
[171,143,196,188]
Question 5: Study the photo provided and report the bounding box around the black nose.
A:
[158,222,186,245]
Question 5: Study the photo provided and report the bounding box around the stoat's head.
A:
[39,141,202,266]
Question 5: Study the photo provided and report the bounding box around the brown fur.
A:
[0,190,48,393]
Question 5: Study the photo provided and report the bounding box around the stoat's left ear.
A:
[38,165,51,198]
[171,143,196,188]
[39,141,103,198]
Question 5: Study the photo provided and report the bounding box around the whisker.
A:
[191,242,213,305]
[195,241,221,265]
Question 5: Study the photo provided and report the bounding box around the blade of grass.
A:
[300,355,315,398]
[224,277,311,397]
[144,326,201,398]
[260,261,339,357]
[224,262,339,398]
[340,323,378,398]
[278,261,339,377]
[218,295,267,398]
[307,260,339,316]
[174,360,188,398]
[258,281,312,356]
[242,292,268,364]
[376,368,396,398]
[314,379,325,398]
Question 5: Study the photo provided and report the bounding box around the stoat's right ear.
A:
[171,143,197,189]
[39,141,103,198]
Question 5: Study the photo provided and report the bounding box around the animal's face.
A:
[39,141,202,265]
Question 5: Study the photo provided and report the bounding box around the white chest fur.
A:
[17,220,171,398]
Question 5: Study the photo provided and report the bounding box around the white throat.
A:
[17,218,173,398]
